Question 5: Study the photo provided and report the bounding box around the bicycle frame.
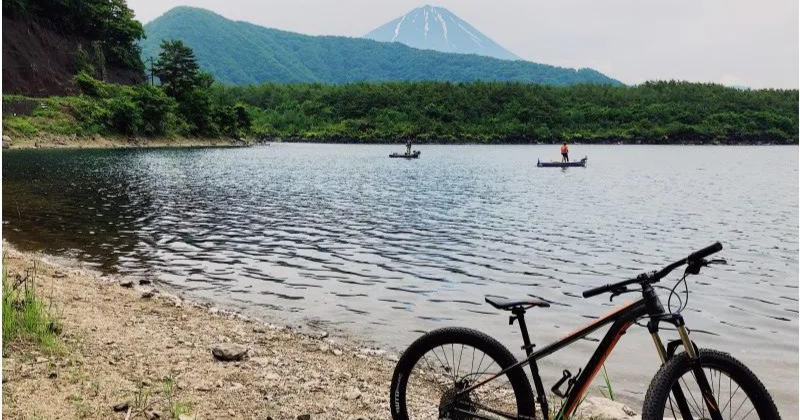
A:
[454,297,698,420]
[445,246,733,420]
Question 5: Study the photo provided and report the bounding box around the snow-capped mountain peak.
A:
[365,5,520,61]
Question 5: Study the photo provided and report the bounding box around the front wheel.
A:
[389,327,536,420]
[642,349,780,420]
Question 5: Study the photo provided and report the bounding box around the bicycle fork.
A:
[650,317,723,420]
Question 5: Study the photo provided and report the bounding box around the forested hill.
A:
[3,0,146,96]
[213,81,798,144]
[140,7,620,86]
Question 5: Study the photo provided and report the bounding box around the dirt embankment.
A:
[2,16,143,97]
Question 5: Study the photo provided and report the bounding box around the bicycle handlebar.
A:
[688,242,723,262]
[582,242,723,299]
[582,277,640,298]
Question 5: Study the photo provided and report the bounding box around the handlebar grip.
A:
[583,284,613,298]
[687,242,723,262]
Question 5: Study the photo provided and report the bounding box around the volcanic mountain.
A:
[365,5,520,60]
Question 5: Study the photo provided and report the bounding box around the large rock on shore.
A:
[577,397,639,420]
[211,343,248,361]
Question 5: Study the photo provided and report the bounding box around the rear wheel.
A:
[389,327,536,420]
[642,349,780,420]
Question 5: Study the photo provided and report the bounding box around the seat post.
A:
[512,307,550,420]
[512,308,535,355]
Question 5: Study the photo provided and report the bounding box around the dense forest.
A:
[208,81,798,144]
[6,76,797,144]
[140,7,620,86]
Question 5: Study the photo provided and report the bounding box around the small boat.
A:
[537,157,587,168]
[390,150,421,159]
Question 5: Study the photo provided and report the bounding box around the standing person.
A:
[406,139,413,155]
[561,142,569,162]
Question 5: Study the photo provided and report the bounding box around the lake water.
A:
[3,144,798,416]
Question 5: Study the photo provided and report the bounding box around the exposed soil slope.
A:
[3,16,143,96]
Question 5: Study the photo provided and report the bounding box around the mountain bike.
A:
[389,243,781,419]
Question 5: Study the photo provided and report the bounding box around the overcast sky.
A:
[127,0,799,89]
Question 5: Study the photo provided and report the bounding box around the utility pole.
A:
[146,57,155,86]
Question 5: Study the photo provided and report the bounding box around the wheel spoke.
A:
[402,339,526,420]
[679,376,705,416]
[419,353,449,393]
[656,356,768,420]
[719,383,741,414]
[740,405,756,419]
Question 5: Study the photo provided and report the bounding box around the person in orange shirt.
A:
[561,142,569,162]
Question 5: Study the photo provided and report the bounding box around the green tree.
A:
[133,84,177,136]
[154,40,204,100]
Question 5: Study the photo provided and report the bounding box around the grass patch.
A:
[125,375,193,419]
[163,374,192,419]
[599,364,615,401]
[2,261,61,354]
[4,117,39,137]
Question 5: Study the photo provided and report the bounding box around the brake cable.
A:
[667,272,690,314]
[666,258,727,314]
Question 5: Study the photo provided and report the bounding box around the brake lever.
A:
[609,286,630,302]
[685,258,728,276]
[685,259,704,275]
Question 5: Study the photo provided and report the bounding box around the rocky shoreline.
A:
[1,134,254,150]
[2,246,643,420]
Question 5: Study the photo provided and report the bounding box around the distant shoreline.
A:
[270,137,797,146]
[2,134,252,150]
[3,135,795,150]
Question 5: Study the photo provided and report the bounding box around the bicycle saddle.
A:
[485,296,550,311]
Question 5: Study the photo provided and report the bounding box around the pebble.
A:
[119,280,134,288]
[113,402,130,412]
[212,343,248,361]
[344,387,361,401]
[297,415,311,420]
